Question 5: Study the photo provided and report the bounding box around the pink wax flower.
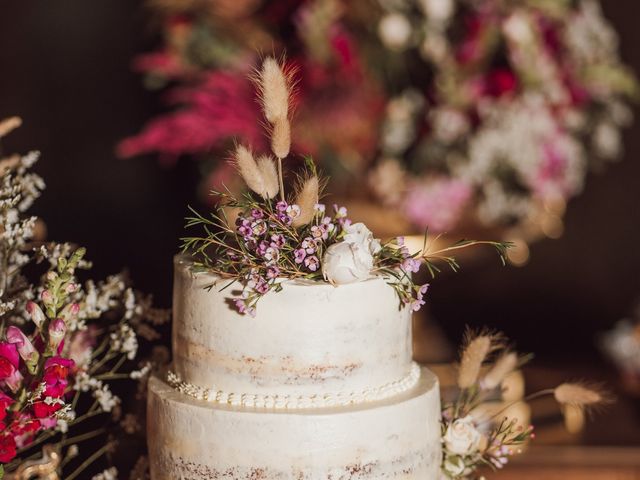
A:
[6,327,38,373]
[403,178,473,233]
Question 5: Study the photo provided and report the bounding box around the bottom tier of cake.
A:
[147,367,442,480]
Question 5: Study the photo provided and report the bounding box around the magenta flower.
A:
[0,391,13,421]
[43,357,75,398]
[275,200,288,213]
[0,343,22,392]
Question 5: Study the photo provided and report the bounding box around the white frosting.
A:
[172,256,413,399]
[148,368,442,479]
[166,362,422,409]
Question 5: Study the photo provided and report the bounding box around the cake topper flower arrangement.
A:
[441,330,609,479]
[182,57,510,316]
[0,118,168,479]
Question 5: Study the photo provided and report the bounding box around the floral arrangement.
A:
[441,330,608,478]
[0,118,169,478]
[121,0,636,233]
[183,57,508,314]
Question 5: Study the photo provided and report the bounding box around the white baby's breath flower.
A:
[130,362,151,380]
[93,383,120,412]
[92,467,118,480]
[110,323,138,360]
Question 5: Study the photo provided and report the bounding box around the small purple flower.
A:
[251,208,265,220]
[411,298,426,312]
[397,236,405,247]
[401,257,421,274]
[333,205,348,218]
[270,234,286,248]
[310,224,328,240]
[417,283,429,299]
[300,237,317,254]
[256,240,269,257]
[236,217,253,237]
[314,203,326,214]
[304,255,320,272]
[235,298,256,317]
[276,200,288,213]
[338,217,352,228]
[254,277,269,294]
[266,266,280,279]
[277,213,293,225]
[294,248,307,264]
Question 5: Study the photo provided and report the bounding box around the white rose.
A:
[442,455,466,477]
[378,13,412,51]
[443,416,482,456]
[322,242,374,285]
[343,222,382,255]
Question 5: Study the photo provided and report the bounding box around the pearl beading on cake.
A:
[166,362,422,409]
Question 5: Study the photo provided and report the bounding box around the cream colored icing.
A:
[148,368,442,479]
[165,361,421,409]
[172,256,413,399]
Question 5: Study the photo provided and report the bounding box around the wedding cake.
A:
[146,56,442,479]
[147,256,442,479]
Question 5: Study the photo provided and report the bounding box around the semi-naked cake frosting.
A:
[147,256,442,479]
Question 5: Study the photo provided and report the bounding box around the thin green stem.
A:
[64,443,110,480]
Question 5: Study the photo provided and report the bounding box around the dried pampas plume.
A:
[258,57,291,124]
[234,145,279,199]
[271,116,291,160]
[0,117,22,138]
[457,330,502,389]
[292,175,319,227]
[256,155,279,199]
[554,383,610,408]
[482,352,518,390]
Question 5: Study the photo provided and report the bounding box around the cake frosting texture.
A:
[172,256,414,400]
[148,368,441,479]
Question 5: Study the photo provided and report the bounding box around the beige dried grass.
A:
[292,175,319,227]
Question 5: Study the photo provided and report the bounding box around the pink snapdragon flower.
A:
[25,301,46,329]
[6,327,38,373]
[42,356,75,399]
[0,343,22,392]
[48,318,67,353]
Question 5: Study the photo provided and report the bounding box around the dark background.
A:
[0,0,639,361]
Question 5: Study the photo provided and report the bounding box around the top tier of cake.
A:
[171,256,416,407]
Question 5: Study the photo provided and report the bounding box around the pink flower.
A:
[0,391,14,421]
[48,318,67,352]
[6,327,38,374]
[42,357,74,398]
[403,178,472,233]
[25,301,46,329]
[0,343,22,393]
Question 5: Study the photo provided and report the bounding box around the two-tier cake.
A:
[147,256,442,478]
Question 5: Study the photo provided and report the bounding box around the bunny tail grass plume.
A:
[292,175,319,227]
[482,351,518,390]
[457,330,503,389]
[271,116,291,160]
[553,383,611,408]
[256,154,279,199]
[0,116,22,138]
[259,57,291,124]
[234,144,269,199]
